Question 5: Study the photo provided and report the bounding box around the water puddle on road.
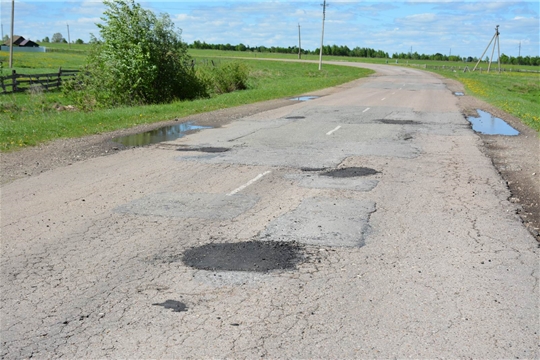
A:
[467,110,519,136]
[182,241,303,272]
[113,122,212,147]
[454,92,465,96]
[289,96,320,102]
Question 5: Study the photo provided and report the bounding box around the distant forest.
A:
[189,41,540,66]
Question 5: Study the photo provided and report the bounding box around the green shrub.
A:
[68,0,206,108]
[197,61,250,95]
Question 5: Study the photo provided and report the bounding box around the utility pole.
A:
[518,42,521,57]
[1,23,3,40]
[67,24,71,48]
[318,0,327,70]
[298,24,301,59]
[473,25,501,73]
[9,0,14,68]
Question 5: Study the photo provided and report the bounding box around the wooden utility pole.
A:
[319,0,327,70]
[9,0,14,68]
[67,24,71,48]
[473,25,501,73]
[298,24,301,59]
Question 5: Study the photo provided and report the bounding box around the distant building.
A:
[2,35,39,47]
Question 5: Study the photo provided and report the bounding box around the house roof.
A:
[2,36,39,47]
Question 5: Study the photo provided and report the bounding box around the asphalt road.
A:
[1,63,538,358]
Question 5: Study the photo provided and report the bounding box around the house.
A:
[2,35,39,47]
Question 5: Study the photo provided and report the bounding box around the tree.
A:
[2,35,8,43]
[42,36,50,43]
[75,39,84,44]
[52,33,64,43]
[75,0,203,107]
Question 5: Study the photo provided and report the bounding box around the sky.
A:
[1,0,538,58]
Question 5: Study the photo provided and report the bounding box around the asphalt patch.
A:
[377,119,421,125]
[182,241,303,272]
[177,147,231,153]
[322,167,379,178]
[152,300,187,312]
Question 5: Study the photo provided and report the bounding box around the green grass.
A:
[0,59,372,151]
[0,50,86,75]
[429,69,540,131]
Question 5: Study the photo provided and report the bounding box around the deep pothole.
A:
[377,119,421,125]
[182,241,303,272]
[176,147,231,153]
[321,167,380,178]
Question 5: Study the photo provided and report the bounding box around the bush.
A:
[197,62,250,95]
[70,0,206,108]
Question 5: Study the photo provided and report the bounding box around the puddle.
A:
[454,92,464,96]
[152,300,187,312]
[286,116,306,119]
[177,146,230,153]
[182,241,303,272]
[378,119,420,125]
[467,110,519,136]
[289,96,320,102]
[322,167,379,178]
[113,122,212,146]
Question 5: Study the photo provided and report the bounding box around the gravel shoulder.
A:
[1,75,538,240]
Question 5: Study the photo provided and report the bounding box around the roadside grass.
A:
[426,69,540,132]
[0,59,372,152]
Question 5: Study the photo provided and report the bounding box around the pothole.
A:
[113,122,212,147]
[321,167,379,178]
[377,119,420,125]
[177,147,230,153]
[286,116,306,119]
[467,110,519,136]
[152,300,187,312]
[301,167,328,172]
[182,241,303,272]
[289,96,320,101]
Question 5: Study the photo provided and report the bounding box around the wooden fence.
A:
[0,68,79,94]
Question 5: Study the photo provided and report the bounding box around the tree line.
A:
[391,51,539,66]
[189,41,389,58]
[189,40,539,66]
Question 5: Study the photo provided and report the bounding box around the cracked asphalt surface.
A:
[1,63,538,358]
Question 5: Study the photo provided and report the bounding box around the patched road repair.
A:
[1,63,538,359]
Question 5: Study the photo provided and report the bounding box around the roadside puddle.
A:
[289,96,320,101]
[467,110,519,136]
[113,122,212,146]
[454,92,464,96]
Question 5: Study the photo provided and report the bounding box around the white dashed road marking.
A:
[227,171,271,196]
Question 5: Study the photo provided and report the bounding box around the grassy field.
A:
[1,45,538,152]
[0,56,372,151]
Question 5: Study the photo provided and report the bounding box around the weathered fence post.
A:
[57,67,62,88]
[12,70,17,93]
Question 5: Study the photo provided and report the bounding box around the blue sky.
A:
[1,0,538,57]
